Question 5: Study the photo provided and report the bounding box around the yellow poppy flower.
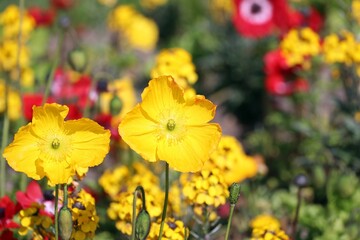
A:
[118,75,222,172]
[3,103,111,185]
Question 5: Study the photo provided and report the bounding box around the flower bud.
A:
[229,183,241,205]
[67,48,88,73]
[58,206,73,240]
[135,209,151,240]
[294,174,309,188]
[110,95,123,116]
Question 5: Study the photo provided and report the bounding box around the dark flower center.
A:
[251,3,262,14]
[166,119,176,131]
[0,208,5,219]
[167,221,177,230]
[73,201,86,210]
[43,189,55,201]
[52,138,60,149]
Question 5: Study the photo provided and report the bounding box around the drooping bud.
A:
[135,209,151,240]
[67,48,88,73]
[229,183,241,205]
[110,95,123,116]
[58,206,73,240]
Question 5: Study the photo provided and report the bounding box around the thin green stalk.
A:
[0,112,9,197]
[55,185,59,240]
[158,163,169,240]
[291,187,302,239]
[42,30,64,105]
[225,204,236,240]
[131,189,139,240]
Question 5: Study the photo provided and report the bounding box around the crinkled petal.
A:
[118,105,158,162]
[3,124,43,180]
[42,158,73,185]
[65,118,111,168]
[141,76,185,120]
[157,123,222,172]
[184,95,217,124]
[31,103,67,137]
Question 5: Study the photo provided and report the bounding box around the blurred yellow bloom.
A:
[250,214,281,230]
[119,75,222,172]
[3,103,111,185]
[0,81,22,120]
[322,32,355,65]
[0,40,30,71]
[352,0,360,24]
[280,28,320,67]
[151,48,198,90]
[204,135,258,185]
[0,5,35,40]
[108,5,158,51]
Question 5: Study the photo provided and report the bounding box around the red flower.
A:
[233,0,297,38]
[0,196,19,231]
[16,181,55,217]
[95,113,121,141]
[28,7,56,27]
[264,49,309,95]
[0,230,17,240]
[51,0,74,9]
[52,68,93,109]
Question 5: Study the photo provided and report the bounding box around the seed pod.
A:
[110,95,123,116]
[58,206,73,240]
[68,48,88,73]
[229,183,241,205]
[135,209,151,240]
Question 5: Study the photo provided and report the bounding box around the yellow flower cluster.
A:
[18,203,53,239]
[181,169,229,221]
[322,32,360,64]
[148,218,189,240]
[0,5,35,87]
[0,5,35,40]
[140,0,168,10]
[150,48,198,99]
[108,5,158,51]
[204,135,258,185]
[0,80,22,120]
[101,163,163,235]
[280,28,321,68]
[69,190,99,240]
[352,0,360,24]
[250,214,290,240]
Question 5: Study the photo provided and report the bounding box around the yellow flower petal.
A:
[184,95,217,125]
[65,118,111,168]
[140,76,185,120]
[157,123,221,172]
[3,124,44,179]
[119,105,158,162]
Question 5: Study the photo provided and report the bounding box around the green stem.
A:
[291,187,302,239]
[158,163,169,240]
[0,112,9,197]
[42,30,64,105]
[131,186,147,240]
[225,204,235,240]
[55,185,59,240]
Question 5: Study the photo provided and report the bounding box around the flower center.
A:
[51,138,60,149]
[0,208,5,219]
[166,119,176,131]
[251,3,261,14]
